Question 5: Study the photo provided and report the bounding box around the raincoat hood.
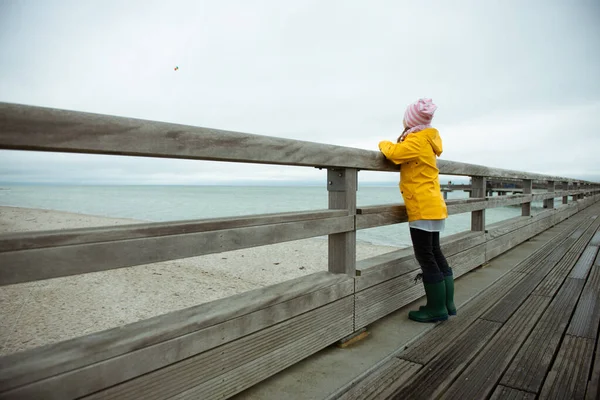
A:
[422,128,443,157]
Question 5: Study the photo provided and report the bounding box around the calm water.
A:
[0,185,556,247]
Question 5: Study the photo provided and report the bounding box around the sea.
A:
[0,185,557,248]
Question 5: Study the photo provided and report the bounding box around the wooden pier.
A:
[334,202,600,399]
[0,102,599,400]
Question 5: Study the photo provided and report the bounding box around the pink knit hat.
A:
[404,98,437,129]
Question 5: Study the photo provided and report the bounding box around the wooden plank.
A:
[328,168,357,275]
[489,385,536,400]
[437,294,551,400]
[543,180,555,209]
[590,231,600,246]
[562,181,569,205]
[335,358,421,400]
[533,251,582,297]
[0,215,354,285]
[1,102,588,181]
[0,209,348,252]
[538,335,595,400]
[531,218,600,296]
[499,278,586,393]
[569,246,598,279]
[485,214,556,261]
[355,247,414,275]
[355,271,423,329]
[587,328,600,400]
[391,319,501,399]
[480,267,551,323]
[486,216,537,239]
[80,297,352,400]
[355,252,417,292]
[4,296,354,400]
[69,297,353,400]
[451,242,486,278]
[355,231,485,291]
[0,272,352,394]
[356,210,408,229]
[522,179,532,216]
[355,244,485,328]
[400,271,526,365]
[513,217,595,274]
[567,255,600,339]
[471,176,486,231]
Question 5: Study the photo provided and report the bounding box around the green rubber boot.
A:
[419,275,457,315]
[409,281,449,323]
[445,275,457,316]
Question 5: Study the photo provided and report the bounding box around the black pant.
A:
[410,228,453,284]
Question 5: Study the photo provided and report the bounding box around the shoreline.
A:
[0,206,400,355]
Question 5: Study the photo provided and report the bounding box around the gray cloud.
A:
[1,0,599,184]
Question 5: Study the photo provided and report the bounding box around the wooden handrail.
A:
[1,102,596,183]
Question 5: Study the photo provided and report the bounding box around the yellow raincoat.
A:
[378,128,448,222]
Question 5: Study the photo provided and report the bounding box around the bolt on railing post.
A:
[522,179,533,216]
[470,176,486,231]
[562,181,569,205]
[543,180,555,209]
[327,168,357,275]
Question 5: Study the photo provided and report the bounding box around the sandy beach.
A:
[0,206,400,356]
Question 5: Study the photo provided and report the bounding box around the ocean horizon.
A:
[0,184,555,248]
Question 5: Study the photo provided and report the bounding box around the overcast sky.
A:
[1,0,599,185]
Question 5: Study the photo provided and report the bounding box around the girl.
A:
[378,98,455,323]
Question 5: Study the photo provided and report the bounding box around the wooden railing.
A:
[1,102,599,400]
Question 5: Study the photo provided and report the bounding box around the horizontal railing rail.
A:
[1,102,597,183]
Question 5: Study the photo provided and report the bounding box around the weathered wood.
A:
[8,296,353,400]
[452,242,487,277]
[0,215,354,285]
[328,168,357,275]
[522,179,532,216]
[591,231,600,247]
[355,231,485,291]
[531,218,600,297]
[392,319,501,400]
[471,176,486,231]
[562,181,569,205]
[489,386,536,400]
[355,271,423,329]
[1,102,591,181]
[334,358,421,400]
[354,243,485,328]
[543,180,555,209]
[485,212,558,261]
[587,329,600,399]
[500,278,585,393]
[441,294,551,400]
[538,335,594,400]
[569,246,598,279]
[0,272,352,394]
[355,210,408,229]
[567,252,600,339]
[0,209,348,253]
[400,271,526,364]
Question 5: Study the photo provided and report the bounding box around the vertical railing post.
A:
[562,181,569,205]
[471,176,486,231]
[522,179,533,216]
[327,168,357,275]
[544,180,555,209]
